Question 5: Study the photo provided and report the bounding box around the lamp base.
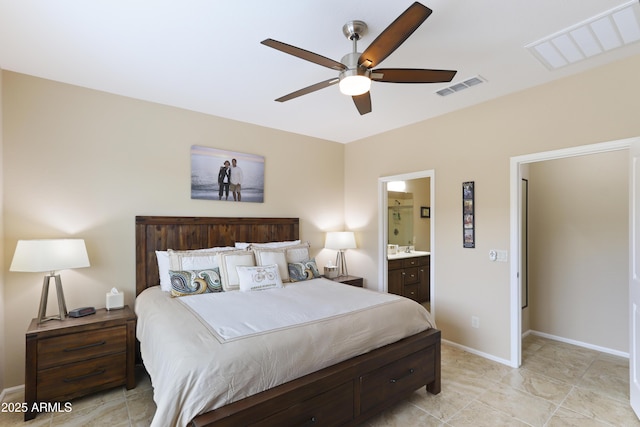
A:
[335,250,349,277]
[38,274,68,324]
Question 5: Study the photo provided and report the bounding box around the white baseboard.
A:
[525,330,629,358]
[0,384,25,402]
[442,339,513,367]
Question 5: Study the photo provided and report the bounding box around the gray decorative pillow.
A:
[288,259,321,282]
[169,268,223,297]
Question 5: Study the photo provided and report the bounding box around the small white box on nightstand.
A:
[106,288,124,310]
[324,266,338,279]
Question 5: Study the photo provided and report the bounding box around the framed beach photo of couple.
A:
[190,145,265,203]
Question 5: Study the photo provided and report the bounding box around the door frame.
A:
[378,170,435,313]
[509,138,635,367]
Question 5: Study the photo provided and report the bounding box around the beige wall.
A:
[2,53,639,388]
[1,71,345,388]
[528,151,628,351]
[345,54,640,360]
[0,67,5,392]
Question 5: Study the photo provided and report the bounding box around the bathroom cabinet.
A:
[388,255,430,303]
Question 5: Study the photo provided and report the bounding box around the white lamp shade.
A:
[324,232,357,250]
[10,239,90,273]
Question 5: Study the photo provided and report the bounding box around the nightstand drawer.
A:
[37,352,126,401]
[37,326,126,370]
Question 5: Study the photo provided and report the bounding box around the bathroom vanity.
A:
[388,251,430,303]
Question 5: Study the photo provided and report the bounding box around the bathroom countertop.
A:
[387,250,430,260]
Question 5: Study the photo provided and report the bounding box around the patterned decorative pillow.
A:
[169,268,223,297]
[236,264,283,292]
[157,247,235,292]
[288,259,321,282]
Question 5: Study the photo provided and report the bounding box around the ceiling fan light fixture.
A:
[339,69,371,96]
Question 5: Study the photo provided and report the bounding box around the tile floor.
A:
[2,335,639,426]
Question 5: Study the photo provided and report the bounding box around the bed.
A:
[135,216,441,427]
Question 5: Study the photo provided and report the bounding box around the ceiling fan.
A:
[261,2,457,115]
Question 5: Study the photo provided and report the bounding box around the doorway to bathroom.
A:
[379,170,435,315]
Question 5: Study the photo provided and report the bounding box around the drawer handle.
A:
[63,369,106,383]
[300,416,317,426]
[64,340,106,352]
[390,368,415,383]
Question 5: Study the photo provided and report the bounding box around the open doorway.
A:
[510,139,633,367]
[378,170,435,314]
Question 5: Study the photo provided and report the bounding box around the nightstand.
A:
[329,275,364,287]
[24,306,136,420]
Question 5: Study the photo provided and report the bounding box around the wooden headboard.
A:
[135,216,300,296]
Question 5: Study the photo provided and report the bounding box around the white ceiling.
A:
[1,0,639,143]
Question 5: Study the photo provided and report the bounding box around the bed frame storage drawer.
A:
[359,347,435,415]
[37,326,126,369]
[250,381,353,427]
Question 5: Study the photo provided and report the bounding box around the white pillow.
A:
[156,247,235,292]
[241,240,302,249]
[218,251,257,291]
[169,250,221,270]
[253,249,289,282]
[156,250,172,291]
[284,243,311,263]
[236,264,283,292]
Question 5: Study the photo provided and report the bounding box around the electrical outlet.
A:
[471,316,480,328]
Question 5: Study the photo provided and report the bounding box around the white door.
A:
[630,138,640,417]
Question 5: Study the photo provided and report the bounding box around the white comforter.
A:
[135,278,435,427]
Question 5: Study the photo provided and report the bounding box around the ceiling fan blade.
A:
[275,78,339,102]
[352,92,372,115]
[371,68,457,83]
[358,2,432,69]
[261,39,347,71]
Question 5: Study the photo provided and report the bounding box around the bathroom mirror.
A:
[386,177,430,251]
[388,191,414,246]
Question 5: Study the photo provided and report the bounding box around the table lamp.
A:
[10,239,90,323]
[324,231,356,277]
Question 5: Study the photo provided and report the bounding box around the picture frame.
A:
[420,206,430,218]
[463,181,475,248]
[190,145,265,203]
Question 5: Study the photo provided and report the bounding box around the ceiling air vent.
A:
[526,0,640,70]
[435,76,485,97]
